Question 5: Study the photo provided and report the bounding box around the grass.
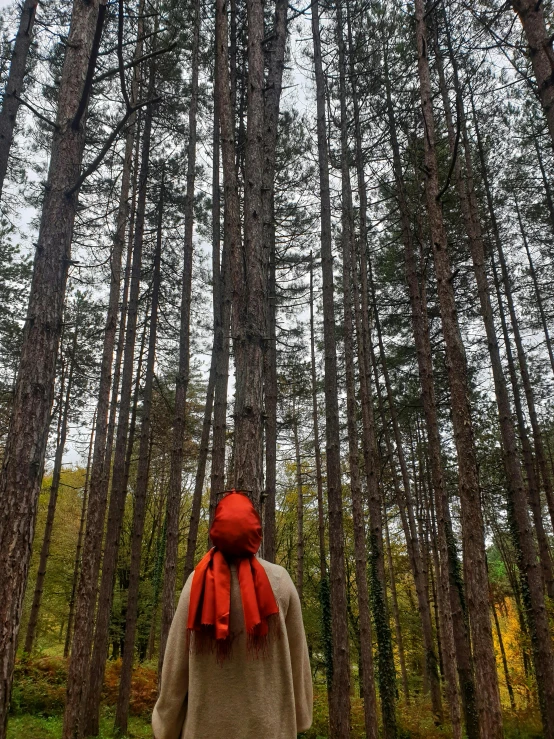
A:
[7,657,543,738]
[7,709,152,739]
[7,705,543,739]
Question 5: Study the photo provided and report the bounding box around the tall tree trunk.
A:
[492,600,517,712]
[516,197,554,377]
[24,314,79,654]
[104,110,143,483]
[309,252,333,693]
[114,174,164,736]
[186,14,222,567]
[0,0,37,201]
[512,0,554,149]
[472,93,554,537]
[490,249,554,597]
[65,418,94,659]
[71,44,153,739]
[183,367,216,584]
[341,13,397,734]
[263,251,278,560]
[427,462,463,737]
[229,0,266,504]
[158,0,201,672]
[383,507,410,707]
[434,21,552,602]
[0,2,107,733]
[442,18,554,734]
[311,2,351,734]
[261,0,287,563]
[531,132,554,236]
[371,276,443,723]
[309,253,326,578]
[415,0,503,739]
[337,104,388,739]
[414,3,504,736]
[382,40,476,738]
[211,0,240,516]
[292,404,304,604]
[184,1,224,560]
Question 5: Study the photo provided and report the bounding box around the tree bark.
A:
[426,463,463,739]
[292,404,304,604]
[531,132,554,236]
[414,2,503,735]
[261,0,287,563]
[24,313,79,654]
[309,252,333,693]
[101,115,142,507]
[382,40,476,738]
[198,7,222,551]
[309,253,326,579]
[65,418,94,659]
[516,197,554,377]
[114,173,164,736]
[435,20,552,601]
[512,0,554,149]
[211,0,240,516]
[0,0,38,201]
[186,16,222,566]
[182,366,216,584]
[69,40,153,739]
[229,0,266,505]
[441,20,554,734]
[370,277,443,723]
[0,2,107,734]
[472,91,554,536]
[335,6,390,734]
[492,600,517,712]
[383,507,410,707]
[158,0,201,672]
[490,249,554,598]
[311,2,351,734]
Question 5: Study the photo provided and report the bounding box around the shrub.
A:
[11,657,67,716]
[10,656,158,718]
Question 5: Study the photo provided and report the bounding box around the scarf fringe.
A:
[246,611,281,660]
[187,611,281,663]
[187,625,237,664]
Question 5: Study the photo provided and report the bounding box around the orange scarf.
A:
[187,492,279,660]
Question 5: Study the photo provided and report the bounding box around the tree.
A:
[0,0,38,201]
[311,2,351,735]
[511,0,554,149]
[0,2,108,733]
[413,0,503,735]
[159,0,201,671]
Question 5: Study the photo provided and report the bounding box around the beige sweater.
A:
[152,558,313,739]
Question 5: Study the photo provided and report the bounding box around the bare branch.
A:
[14,93,58,129]
[72,0,109,130]
[93,43,177,86]
[66,96,160,197]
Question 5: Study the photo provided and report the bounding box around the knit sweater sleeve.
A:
[152,575,192,739]
[283,570,313,733]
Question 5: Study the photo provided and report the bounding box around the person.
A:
[152,490,313,739]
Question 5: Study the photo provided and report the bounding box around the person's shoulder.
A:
[257,558,295,592]
[179,572,194,602]
[257,557,288,577]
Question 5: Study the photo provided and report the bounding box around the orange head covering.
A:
[187,491,279,660]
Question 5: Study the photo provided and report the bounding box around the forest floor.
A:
[7,656,543,738]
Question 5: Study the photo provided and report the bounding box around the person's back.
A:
[152,493,313,739]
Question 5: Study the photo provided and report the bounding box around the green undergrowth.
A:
[7,710,152,739]
[8,658,543,738]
